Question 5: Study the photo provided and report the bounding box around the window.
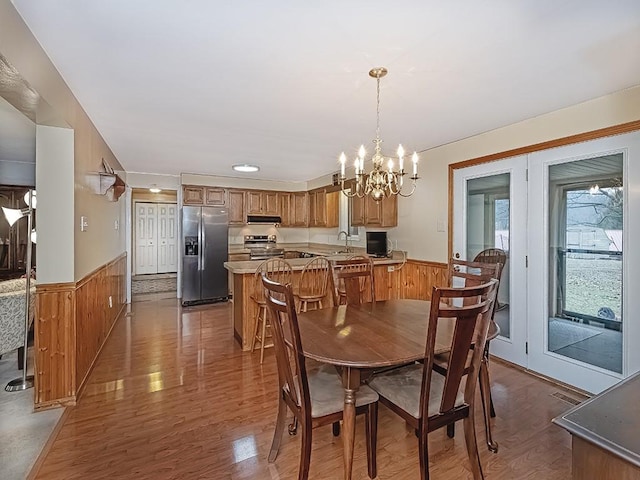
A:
[339,189,359,239]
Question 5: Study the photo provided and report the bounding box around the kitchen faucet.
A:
[337,230,351,253]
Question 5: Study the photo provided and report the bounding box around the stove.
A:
[244,235,284,260]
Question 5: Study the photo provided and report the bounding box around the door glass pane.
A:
[466,173,511,338]
[548,154,623,373]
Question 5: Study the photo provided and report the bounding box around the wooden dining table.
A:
[296,299,455,480]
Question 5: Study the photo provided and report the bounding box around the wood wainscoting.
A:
[35,253,127,410]
[371,260,449,302]
[399,259,449,300]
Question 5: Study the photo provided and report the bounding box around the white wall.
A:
[36,125,74,283]
[392,85,640,263]
[126,172,180,190]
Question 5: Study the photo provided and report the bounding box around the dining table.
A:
[295,298,455,480]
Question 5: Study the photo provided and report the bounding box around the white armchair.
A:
[0,278,36,356]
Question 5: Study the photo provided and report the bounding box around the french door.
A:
[453,131,640,394]
[453,155,528,367]
[528,132,640,393]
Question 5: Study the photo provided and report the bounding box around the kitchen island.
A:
[553,372,640,479]
[224,246,405,351]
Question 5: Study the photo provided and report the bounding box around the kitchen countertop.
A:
[228,242,360,256]
[224,245,406,274]
[553,372,640,468]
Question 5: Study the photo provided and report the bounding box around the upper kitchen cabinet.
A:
[228,189,245,225]
[290,192,309,227]
[183,186,205,205]
[277,192,307,227]
[279,193,291,227]
[351,190,397,227]
[308,188,339,228]
[182,186,228,206]
[205,188,226,206]
[246,190,279,216]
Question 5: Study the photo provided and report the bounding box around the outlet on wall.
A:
[80,216,89,231]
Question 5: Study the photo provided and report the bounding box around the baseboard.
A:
[490,355,591,399]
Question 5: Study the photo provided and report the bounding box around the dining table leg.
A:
[341,367,361,480]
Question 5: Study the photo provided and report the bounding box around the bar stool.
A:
[295,256,332,312]
[250,258,292,364]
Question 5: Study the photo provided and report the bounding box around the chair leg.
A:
[250,304,262,353]
[298,419,313,480]
[365,402,378,479]
[479,347,498,453]
[417,423,430,480]
[446,422,455,438]
[268,395,288,462]
[260,310,268,364]
[463,410,485,480]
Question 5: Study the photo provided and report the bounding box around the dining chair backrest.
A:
[298,256,333,299]
[252,258,293,304]
[262,274,310,418]
[473,248,507,268]
[422,279,499,418]
[448,258,502,308]
[331,256,375,305]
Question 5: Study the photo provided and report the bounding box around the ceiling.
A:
[10,1,640,183]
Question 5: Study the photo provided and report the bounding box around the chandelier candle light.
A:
[339,67,419,201]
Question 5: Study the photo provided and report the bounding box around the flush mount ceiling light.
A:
[232,164,260,173]
[338,67,419,202]
[149,185,162,193]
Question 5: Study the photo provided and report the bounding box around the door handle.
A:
[455,252,460,258]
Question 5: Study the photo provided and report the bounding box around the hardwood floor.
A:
[33,297,582,479]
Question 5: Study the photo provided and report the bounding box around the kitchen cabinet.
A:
[279,192,308,227]
[228,189,245,225]
[183,186,227,206]
[279,193,291,226]
[291,192,309,227]
[308,188,339,228]
[246,190,279,216]
[205,188,225,206]
[351,189,397,227]
[183,186,205,205]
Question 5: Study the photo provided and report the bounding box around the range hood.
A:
[246,215,282,225]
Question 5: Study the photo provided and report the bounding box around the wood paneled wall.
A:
[399,259,449,300]
[35,253,127,409]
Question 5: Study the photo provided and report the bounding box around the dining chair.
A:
[368,279,499,480]
[473,248,507,312]
[262,274,379,480]
[440,258,503,452]
[295,256,334,312]
[250,258,292,364]
[331,256,375,306]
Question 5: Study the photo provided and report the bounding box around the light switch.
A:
[437,218,446,232]
[80,216,88,231]
[114,220,119,230]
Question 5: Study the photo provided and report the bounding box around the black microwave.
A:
[366,231,388,258]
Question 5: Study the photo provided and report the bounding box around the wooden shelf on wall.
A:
[86,172,126,201]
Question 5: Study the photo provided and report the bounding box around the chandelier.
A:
[338,67,419,201]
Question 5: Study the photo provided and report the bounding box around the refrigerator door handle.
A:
[199,212,204,271]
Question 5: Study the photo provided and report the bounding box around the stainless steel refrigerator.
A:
[182,206,229,306]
